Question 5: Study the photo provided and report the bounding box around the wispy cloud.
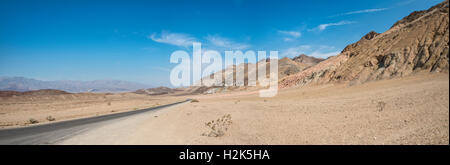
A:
[278,30,302,42]
[205,35,250,50]
[149,31,197,47]
[310,21,355,32]
[330,8,388,17]
[283,38,293,42]
[278,30,301,38]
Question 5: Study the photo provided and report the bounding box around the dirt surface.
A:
[58,73,448,145]
[0,92,185,128]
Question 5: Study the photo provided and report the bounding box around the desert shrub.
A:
[377,101,386,112]
[28,118,39,124]
[107,102,111,106]
[202,114,232,137]
[191,99,199,103]
[46,116,56,121]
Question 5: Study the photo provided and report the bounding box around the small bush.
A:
[202,114,232,137]
[377,101,386,112]
[28,118,39,124]
[191,99,199,103]
[107,102,111,106]
[46,116,56,121]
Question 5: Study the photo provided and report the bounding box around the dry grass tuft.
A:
[46,116,56,121]
[28,118,39,124]
[202,114,232,137]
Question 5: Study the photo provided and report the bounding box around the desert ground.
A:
[0,92,186,128]
[55,72,449,145]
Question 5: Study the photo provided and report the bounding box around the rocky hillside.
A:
[280,0,449,88]
[292,54,325,66]
[190,54,322,94]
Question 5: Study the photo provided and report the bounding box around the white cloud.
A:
[205,35,250,50]
[345,8,388,15]
[149,31,249,50]
[330,8,388,17]
[311,21,355,32]
[283,38,293,42]
[278,30,301,42]
[278,30,301,38]
[149,31,197,47]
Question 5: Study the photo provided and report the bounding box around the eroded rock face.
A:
[280,0,449,88]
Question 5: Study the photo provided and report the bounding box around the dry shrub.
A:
[202,114,232,137]
[191,99,199,103]
[28,118,39,124]
[377,101,386,112]
[46,116,56,121]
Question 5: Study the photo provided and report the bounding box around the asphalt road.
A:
[0,99,190,145]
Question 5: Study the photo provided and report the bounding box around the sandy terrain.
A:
[59,73,448,145]
[0,92,185,128]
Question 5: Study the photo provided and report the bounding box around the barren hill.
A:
[292,54,325,66]
[192,54,322,94]
[280,0,449,88]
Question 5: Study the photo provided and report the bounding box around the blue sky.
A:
[0,0,443,86]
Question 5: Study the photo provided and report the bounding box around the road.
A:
[0,99,190,145]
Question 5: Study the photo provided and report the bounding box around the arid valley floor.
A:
[1,0,449,145]
[1,73,448,145]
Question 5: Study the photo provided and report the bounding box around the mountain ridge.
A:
[0,76,152,93]
[280,0,449,88]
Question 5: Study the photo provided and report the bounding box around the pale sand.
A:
[60,73,448,145]
[0,93,186,128]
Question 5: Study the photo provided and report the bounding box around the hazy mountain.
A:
[134,86,183,95]
[0,77,152,93]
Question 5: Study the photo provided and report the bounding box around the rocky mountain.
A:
[0,77,152,93]
[292,54,325,66]
[191,54,322,94]
[280,0,449,88]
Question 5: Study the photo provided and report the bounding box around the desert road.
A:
[0,99,190,145]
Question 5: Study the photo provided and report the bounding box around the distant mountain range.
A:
[0,77,152,93]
